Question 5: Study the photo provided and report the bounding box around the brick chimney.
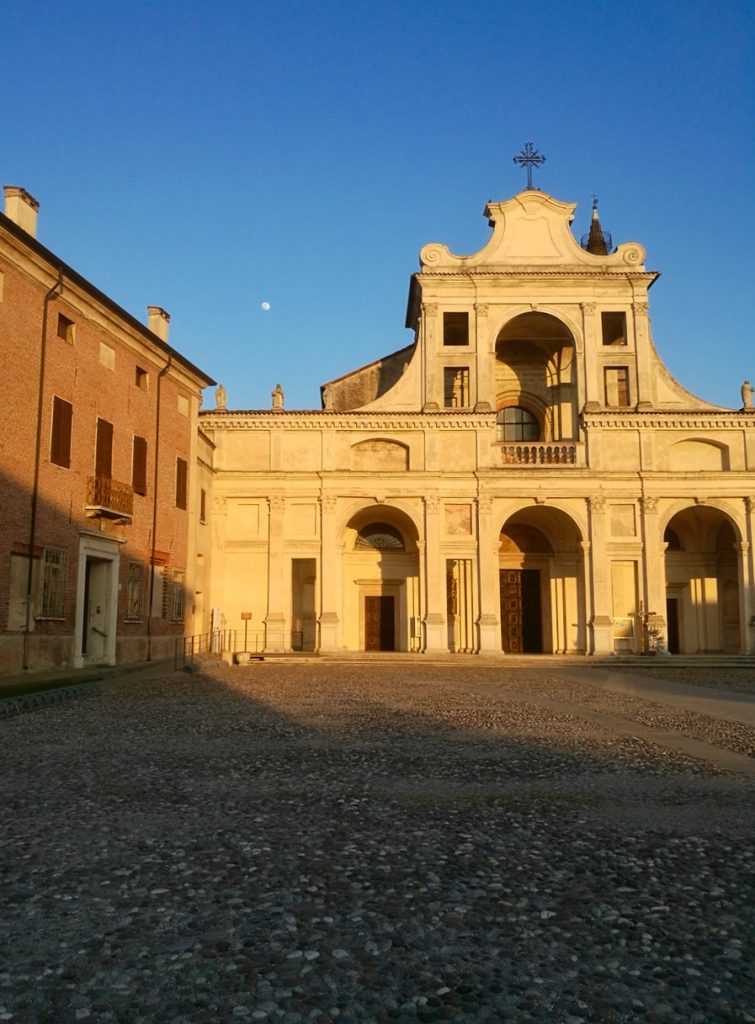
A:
[4,186,40,237]
[147,306,170,342]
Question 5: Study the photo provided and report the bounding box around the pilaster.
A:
[422,494,447,652]
[318,496,342,651]
[587,494,613,654]
[264,495,287,651]
[476,495,500,652]
[639,496,667,647]
[632,301,653,409]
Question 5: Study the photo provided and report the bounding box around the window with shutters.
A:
[604,367,630,407]
[39,546,66,618]
[132,436,148,495]
[443,312,469,346]
[176,457,188,510]
[443,367,470,408]
[50,397,72,468]
[126,561,144,620]
[95,418,113,478]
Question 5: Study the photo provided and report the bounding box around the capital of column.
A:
[640,496,658,514]
[587,495,606,514]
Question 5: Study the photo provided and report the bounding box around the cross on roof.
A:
[513,142,546,190]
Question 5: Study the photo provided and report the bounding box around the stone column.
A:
[632,301,653,409]
[476,496,500,653]
[742,496,755,652]
[422,494,447,652]
[639,496,667,648]
[264,495,287,652]
[422,305,440,411]
[581,303,600,410]
[318,496,341,651]
[587,494,613,654]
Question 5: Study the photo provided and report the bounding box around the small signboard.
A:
[240,612,252,620]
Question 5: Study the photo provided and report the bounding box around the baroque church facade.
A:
[202,187,755,658]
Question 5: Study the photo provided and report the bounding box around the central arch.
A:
[498,505,585,653]
[342,505,420,652]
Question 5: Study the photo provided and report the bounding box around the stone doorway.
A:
[500,569,542,653]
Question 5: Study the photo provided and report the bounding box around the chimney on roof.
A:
[4,186,40,237]
[147,306,170,342]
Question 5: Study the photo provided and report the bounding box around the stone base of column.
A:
[317,612,340,652]
[589,615,614,656]
[422,613,448,654]
[263,613,287,653]
[476,614,500,654]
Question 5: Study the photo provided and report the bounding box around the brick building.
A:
[0,186,213,673]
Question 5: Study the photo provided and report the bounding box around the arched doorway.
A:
[499,506,584,654]
[664,506,742,654]
[342,506,420,652]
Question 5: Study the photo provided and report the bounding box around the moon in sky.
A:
[261,301,271,311]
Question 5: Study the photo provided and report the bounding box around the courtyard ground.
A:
[1,662,754,1024]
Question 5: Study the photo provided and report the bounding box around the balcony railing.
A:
[501,443,578,465]
[85,475,134,520]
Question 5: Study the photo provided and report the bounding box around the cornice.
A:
[200,410,497,430]
[583,411,749,429]
[417,267,657,280]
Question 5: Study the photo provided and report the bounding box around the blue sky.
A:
[3,0,753,410]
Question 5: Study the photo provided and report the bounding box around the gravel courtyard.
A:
[2,663,754,1024]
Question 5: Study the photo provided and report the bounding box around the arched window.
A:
[496,406,540,443]
[355,523,405,550]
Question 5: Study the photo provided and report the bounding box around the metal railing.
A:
[501,443,577,465]
[86,475,134,517]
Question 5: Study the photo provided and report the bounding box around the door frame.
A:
[73,530,123,668]
[358,581,402,651]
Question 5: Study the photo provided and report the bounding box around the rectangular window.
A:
[126,561,144,621]
[50,397,73,468]
[443,311,469,346]
[40,546,66,618]
[605,367,630,407]
[95,418,113,477]
[443,367,470,408]
[56,313,75,344]
[171,570,185,621]
[200,488,207,524]
[132,436,148,496]
[175,457,188,510]
[601,311,627,346]
[99,341,115,369]
[135,366,148,390]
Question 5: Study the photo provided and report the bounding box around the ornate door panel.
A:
[365,596,395,651]
[500,570,541,653]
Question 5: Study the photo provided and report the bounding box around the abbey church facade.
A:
[200,189,755,657]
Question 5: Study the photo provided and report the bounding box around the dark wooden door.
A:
[365,596,395,651]
[500,570,542,653]
[666,597,680,654]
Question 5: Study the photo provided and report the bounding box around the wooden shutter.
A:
[176,457,188,510]
[95,418,113,478]
[132,436,147,495]
[50,397,72,468]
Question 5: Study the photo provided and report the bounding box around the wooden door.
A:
[365,596,395,651]
[500,570,542,653]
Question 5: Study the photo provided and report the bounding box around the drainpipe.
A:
[23,268,64,670]
[146,353,172,661]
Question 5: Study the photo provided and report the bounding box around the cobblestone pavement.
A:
[2,663,754,1024]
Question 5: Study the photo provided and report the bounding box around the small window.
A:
[56,313,75,344]
[135,366,148,390]
[176,457,188,510]
[200,488,207,524]
[443,367,470,408]
[605,367,630,407]
[50,397,73,468]
[39,546,66,618]
[171,570,185,621]
[355,523,405,549]
[99,342,115,369]
[601,312,627,346]
[126,561,144,620]
[496,406,540,442]
[443,312,469,346]
[132,436,148,496]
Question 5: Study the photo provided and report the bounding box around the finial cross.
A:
[513,142,546,190]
